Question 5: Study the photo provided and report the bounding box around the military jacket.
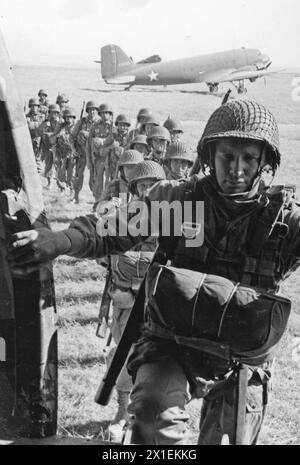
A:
[56,123,76,157]
[35,119,62,149]
[26,112,44,141]
[73,115,100,150]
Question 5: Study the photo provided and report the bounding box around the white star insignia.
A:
[147,70,159,81]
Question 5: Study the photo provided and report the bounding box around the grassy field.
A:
[18,64,300,445]
[46,164,300,446]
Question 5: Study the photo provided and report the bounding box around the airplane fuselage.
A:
[104,48,269,86]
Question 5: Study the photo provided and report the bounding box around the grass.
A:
[44,174,300,446]
[32,73,300,444]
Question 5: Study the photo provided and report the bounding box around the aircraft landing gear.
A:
[208,83,219,93]
[233,80,247,94]
[124,85,133,91]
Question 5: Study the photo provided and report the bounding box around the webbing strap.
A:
[235,364,249,445]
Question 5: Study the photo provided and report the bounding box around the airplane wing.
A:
[199,67,279,83]
[137,55,162,65]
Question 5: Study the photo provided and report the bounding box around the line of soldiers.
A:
[26,96,196,205]
[11,98,300,446]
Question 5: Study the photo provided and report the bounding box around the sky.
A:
[1,0,300,68]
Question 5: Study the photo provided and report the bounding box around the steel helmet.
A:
[56,93,69,104]
[163,117,183,133]
[197,99,281,173]
[137,108,152,121]
[147,125,171,144]
[28,98,40,107]
[118,150,144,167]
[38,89,48,97]
[85,100,98,111]
[48,104,61,113]
[115,114,131,126]
[98,103,113,115]
[129,160,166,185]
[63,107,76,118]
[130,134,149,149]
[141,115,160,130]
[165,142,195,165]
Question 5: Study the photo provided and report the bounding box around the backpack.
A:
[145,263,291,365]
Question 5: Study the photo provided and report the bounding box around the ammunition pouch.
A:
[145,263,291,365]
[108,252,153,308]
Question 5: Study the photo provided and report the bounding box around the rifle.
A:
[96,262,112,338]
[0,27,58,439]
[80,100,85,121]
[94,248,166,405]
[73,101,86,178]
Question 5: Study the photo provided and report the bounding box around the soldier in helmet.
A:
[55,107,77,192]
[38,89,49,120]
[130,134,150,158]
[72,101,100,203]
[96,158,165,443]
[163,117,184,143]
[102,114,131,184]
[164,142,195,180]
[97,149,144,207]
[26,98,44,171]
[34,103,62,187]
[125,108,152,149]
[146,125,171,164]
[56,93,69,116]
[86,103,114,207]
[10,99,300,446]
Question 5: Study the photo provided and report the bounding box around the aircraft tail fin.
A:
[101,45,133,80]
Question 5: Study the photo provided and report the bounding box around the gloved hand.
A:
[7,228,71,276]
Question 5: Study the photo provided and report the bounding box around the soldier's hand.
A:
[7,228,71,276]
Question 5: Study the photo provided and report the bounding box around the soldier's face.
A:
[117,123,129,135]
[88,108,98,119]
[170,159,190,177]
[136,179,156,198]
[170,131,183,143]
[39,94,47,103]
[152,138,167,155]
[145,123,156,136]
[65,116,75,125]
[133,143,148,156]
[214,138,263,194]
[49,111,59,121]
[101,112,112,122]
[123,165,136,182]
[31,105,39,114]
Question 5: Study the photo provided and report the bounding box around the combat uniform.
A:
[86,119,113,202]
[38,89,49,120]
[26,109,44,172]
[10,100,299,446]
[72,113,100,202]
[55,120,77,190]
[35,115,62,186]
[97,156,160,442]
[103,132,128,183]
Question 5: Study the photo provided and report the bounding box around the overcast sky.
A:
[1,0,299,68]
